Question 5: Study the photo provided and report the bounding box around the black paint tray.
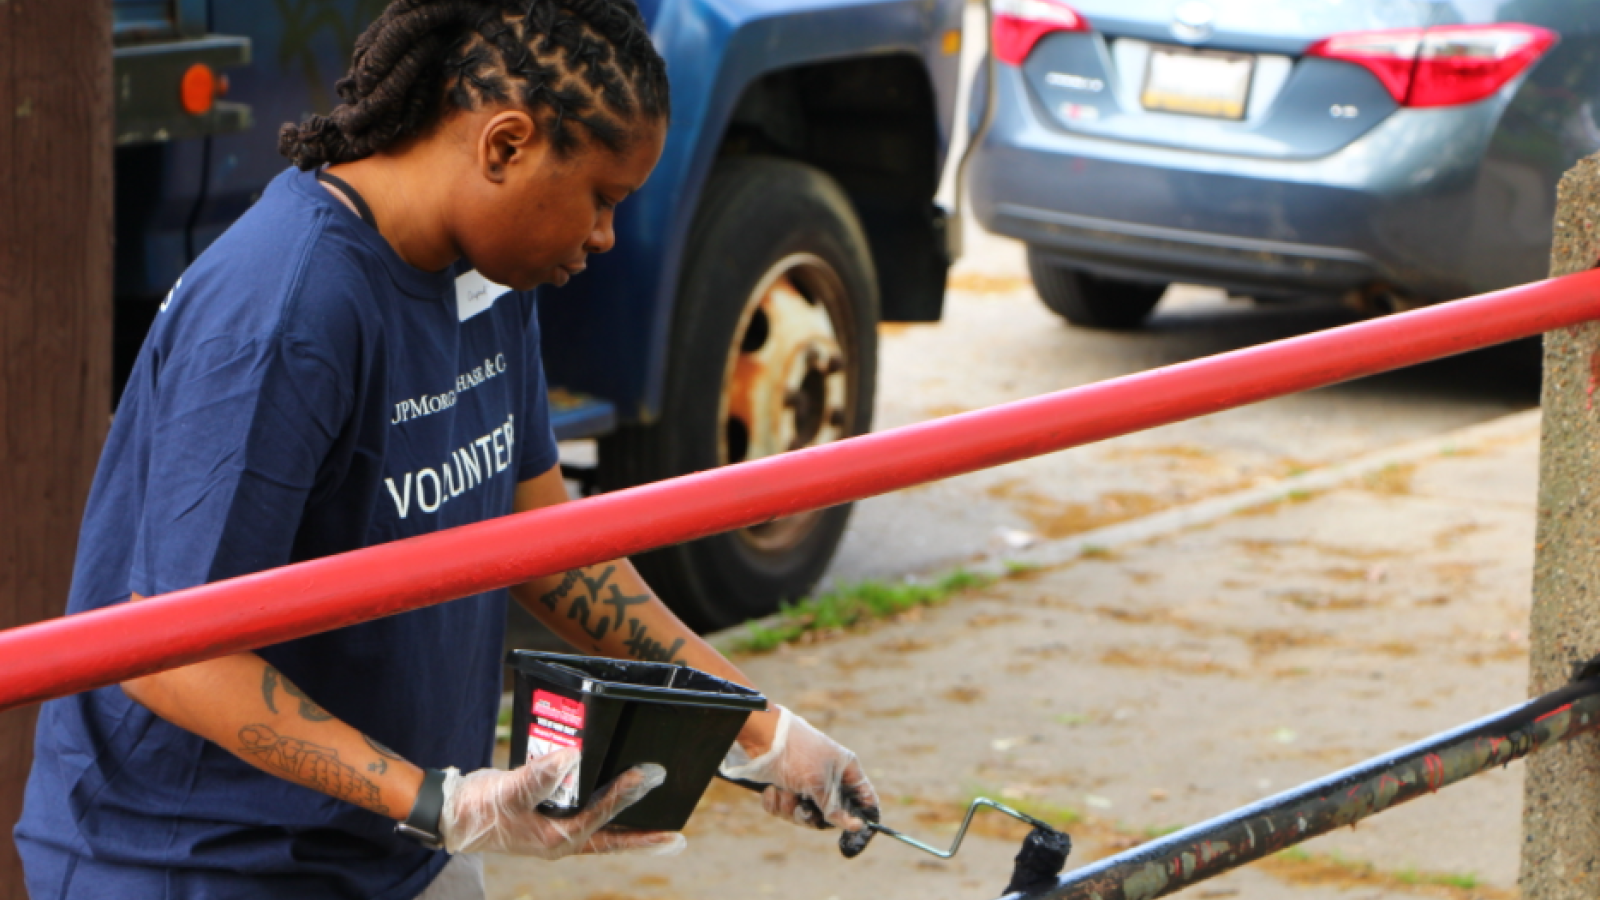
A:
[506,650,768,831]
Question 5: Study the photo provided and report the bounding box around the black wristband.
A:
[396,768,447,849]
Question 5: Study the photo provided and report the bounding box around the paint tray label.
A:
[529,690,585,808]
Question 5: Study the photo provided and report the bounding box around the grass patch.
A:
[959,787,1083,830]
[1261,847,1503,898]
[1397,869,1481,889]
[1005,797,1083,828]
[733,570,992,653]
[1361,463,1416,496]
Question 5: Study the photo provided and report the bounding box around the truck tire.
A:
[598,157,879,632]
[1027,246,1165,330]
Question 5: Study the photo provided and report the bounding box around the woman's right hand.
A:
[438,750,685,858]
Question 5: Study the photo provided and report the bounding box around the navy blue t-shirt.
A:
[15,167,560,900]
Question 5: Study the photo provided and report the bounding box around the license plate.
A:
[1141,45,1254,120]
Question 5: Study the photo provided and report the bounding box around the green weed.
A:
[1396,868,1481,889]
[1016,799,1082,827]
[1267,847,1492,896]
[965,788,1082,828]
[732,570,993,654]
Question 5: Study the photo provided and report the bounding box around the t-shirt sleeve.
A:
[517,295,561,483]
[129,333,352,596]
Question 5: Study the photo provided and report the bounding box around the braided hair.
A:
[278,0,670,168]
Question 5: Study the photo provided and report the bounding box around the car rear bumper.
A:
[996,204,1381,297]
[970,65,1506,299]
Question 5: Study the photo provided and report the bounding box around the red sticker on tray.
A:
[530,690,584,750]
[528,690,585,807]
[533,690,585,728]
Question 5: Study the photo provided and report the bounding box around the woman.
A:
[15,1,877,897]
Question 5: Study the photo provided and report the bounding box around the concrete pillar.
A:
[0,2,113,896]
[1523,154,1600,898]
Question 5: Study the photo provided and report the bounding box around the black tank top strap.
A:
[315,169,379,231]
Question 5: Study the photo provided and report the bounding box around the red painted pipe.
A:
[3,270,1599,712]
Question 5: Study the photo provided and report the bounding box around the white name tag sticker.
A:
[455,270,512,322]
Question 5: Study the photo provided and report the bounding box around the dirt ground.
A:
[486,409,1539,900]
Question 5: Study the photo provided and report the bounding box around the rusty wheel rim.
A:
[719,253,858,554]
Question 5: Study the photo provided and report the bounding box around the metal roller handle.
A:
[868,797,1055,859]
[721,775,1053,860]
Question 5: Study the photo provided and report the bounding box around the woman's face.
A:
[453,112,666,291]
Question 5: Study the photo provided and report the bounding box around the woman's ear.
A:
[479,109,541,185]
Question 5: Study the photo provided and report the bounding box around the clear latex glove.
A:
[438,749,686,858]
[719,705,881,832]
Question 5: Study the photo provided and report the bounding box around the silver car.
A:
[968,1,1595,328]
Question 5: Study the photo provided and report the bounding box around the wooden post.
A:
[0,0,113,895]
[1524,155,1600,898]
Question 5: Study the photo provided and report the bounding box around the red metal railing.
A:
[3,270,1599,712]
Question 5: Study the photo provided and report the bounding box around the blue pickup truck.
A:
[111,0,965,630]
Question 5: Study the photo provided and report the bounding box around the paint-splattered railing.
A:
[2,270,1600,713]
[1011,672,1600,899]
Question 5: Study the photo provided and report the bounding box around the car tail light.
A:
[1306,29,1423,101]
[1307,24,1556,108]
[1410,25,1558,107]
[992,0,1088,67]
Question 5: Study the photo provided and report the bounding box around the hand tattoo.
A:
[239,724,388,815]
[261,665,333,722]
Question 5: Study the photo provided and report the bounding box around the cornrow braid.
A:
[278,0,670,169]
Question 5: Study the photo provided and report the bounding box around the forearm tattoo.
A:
[261,667,280,715]
[623,618,687,664]
[364,734,403,760]
[239,724,388,815]
[538,565,686,664]
[363,735,402,774]
[261,664,333,722]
